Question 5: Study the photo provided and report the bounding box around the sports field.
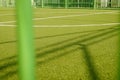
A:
[0,8,119,80]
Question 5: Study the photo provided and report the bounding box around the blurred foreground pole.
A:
[16,0,36,80]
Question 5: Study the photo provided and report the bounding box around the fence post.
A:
[16,0,36,80]
[41,0,44,8]
[77,0,80,8]
[65,0,68,9]
[0,0,1,7]
[118,0,120,7]
[94,0,97,9]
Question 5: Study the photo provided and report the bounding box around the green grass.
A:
[0,8,119,80]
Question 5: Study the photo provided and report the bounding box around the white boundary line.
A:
[33,12,116,20]
[0,11,118,24]
[0,14,15,16]
[0,12,88,16]
[0,21,16,24]
[0,11,119,16]
[34,23,120,27]
[0,23,119,27]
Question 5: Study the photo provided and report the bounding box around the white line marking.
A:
[0,21,16,24]
[33,12,116,20]
[0,12,86,16]
[0,14,15,16]
[34,23,120,27]
[0,12,87,16]
[0,11,119,16]
[0,23,119,27]
[0,11,118,24]
[0,24,15,27]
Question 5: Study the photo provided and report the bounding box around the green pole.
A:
[78,0,80,8]
[118,0,120,7]
[16,0,36,80]
[65,0,68,9]
[41,0,44,8]
[94,0,97,9]
[0,0,1,7]
[6,0,9,7]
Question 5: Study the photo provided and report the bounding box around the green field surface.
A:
[0,8,119,80]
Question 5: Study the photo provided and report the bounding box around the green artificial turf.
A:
[0,8,119,80]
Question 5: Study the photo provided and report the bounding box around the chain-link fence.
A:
[0,0,120,9]
[0,0,15,7]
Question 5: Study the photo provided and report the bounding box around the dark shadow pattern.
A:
[0,27,115,45]
[0,27,112,66]
[0,26,119,79]
[0,70,17,80]
[36,27,118,58]
[79,44,100,80]
[37,46,79,65]
[0,40,16,44]
[36,27,116,52]
[35,27,114,40]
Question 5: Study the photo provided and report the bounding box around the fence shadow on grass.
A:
[0,40,16,44]
[0,26,119,80]
[79,44,100,80]
[36,29,118,65]
[0,27,108,68]
[0,69,17,80]
[36,27,118,58]
[0,27,115,45]
[0,30,95,74]
[37,29,117,64]
[35,27,118,80]
[0,27,101,70]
